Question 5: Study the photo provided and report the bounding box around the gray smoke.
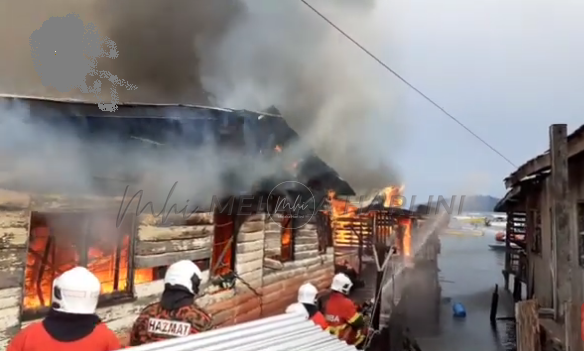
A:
[0,0,403,201]
[197,1,403,192]
[94,0,246,104]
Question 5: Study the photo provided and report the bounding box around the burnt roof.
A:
[355,194,419,217]
[0,95,355,197]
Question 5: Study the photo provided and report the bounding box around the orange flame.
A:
[324,186,411,263]
[399,218,412,256]
[273,145,298,170]
[24,224,155,311]
[381,185,405,208]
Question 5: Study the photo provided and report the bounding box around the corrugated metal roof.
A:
[121,312,358,351]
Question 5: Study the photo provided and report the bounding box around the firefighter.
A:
[129,260,212,346]
[7,267,121,351]
[322,273,368,348]
[285,283,329,330]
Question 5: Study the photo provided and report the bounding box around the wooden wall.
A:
[524,155,584,312]
[0,190,30,349]
[0,190,334,349]
[264,215,282,258]
[136,213,214,268]
[529,178,553,308]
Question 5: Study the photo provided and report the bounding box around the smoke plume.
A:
[0,0,403,202]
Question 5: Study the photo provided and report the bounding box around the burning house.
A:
[323,186,443,337]
[0,95,355,348]
[326,186,418,272]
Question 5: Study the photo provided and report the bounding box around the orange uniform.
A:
[7,321,121,351]
[323,292,367,346]
[310,311,329,330]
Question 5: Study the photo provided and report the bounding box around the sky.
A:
[1,0,583,202]
[317,0,584,200]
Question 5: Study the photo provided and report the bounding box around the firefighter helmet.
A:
[51,266,101,314]
[285,302,309,319]
[164,260,203,295]
[297,283,318,304]
[330,273,352,295]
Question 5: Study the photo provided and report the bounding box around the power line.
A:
[300,0,517,168]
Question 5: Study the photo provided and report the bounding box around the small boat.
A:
[494,232,525,243]
[488,244,507,251]
[489,242,521,251]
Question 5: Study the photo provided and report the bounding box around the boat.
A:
[488,243,521,251]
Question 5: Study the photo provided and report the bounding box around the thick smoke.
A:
[94,0,246,104]
[0,0,403,201]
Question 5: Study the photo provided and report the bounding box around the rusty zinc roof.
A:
[504,124,584,189]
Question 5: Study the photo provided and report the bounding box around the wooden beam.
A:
[563,132,583,351]
[515,299,541,351]
[549,124,570,323]
[505,124,584,189]
[564,301,583,351]
[505,153,551,189]
[134,248,211,268]
[137,225,213,242]
[504,210,512,291]
[135,236,211,255]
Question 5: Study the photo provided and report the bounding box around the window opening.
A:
[280,214,294,262]
[211,212,236,277]
[23,212,142,320]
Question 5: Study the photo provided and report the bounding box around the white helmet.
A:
[164,260,203,294]
[51,266,101,314]
[297,283,318,304]
[285,302,309,319]
[330,273,352,295]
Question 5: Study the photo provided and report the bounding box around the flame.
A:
[381,185,405,208]
[281,216,293,260]
[273,144,299,171]
[282,216,292,245]
[24,224,155,311]
[326,191,368,260]
[324,185,412,262]
[399,218,412,256]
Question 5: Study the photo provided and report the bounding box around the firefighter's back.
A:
[323,293,352,328]
[129,301,212,346]
[7,322,120,351]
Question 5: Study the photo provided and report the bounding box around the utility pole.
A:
[549,124,581,351]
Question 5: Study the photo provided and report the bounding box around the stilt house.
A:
[0,95,355,348]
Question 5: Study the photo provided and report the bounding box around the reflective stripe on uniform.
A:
[354,334,366,346]
[347,313,361,325]
[328,325,340,335]
[354,330,366,346]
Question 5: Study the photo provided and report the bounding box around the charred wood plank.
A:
[135,237,211,255]
[140,212,214,226]
[515,299,541,351]
[0,268,24,289]
[0,210,29,249]
[137,225,213,242]
[0,248,26,289]
[134,248,211,268]
[0,189,30,210]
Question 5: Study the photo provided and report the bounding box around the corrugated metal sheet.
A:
[121,312,357,351]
